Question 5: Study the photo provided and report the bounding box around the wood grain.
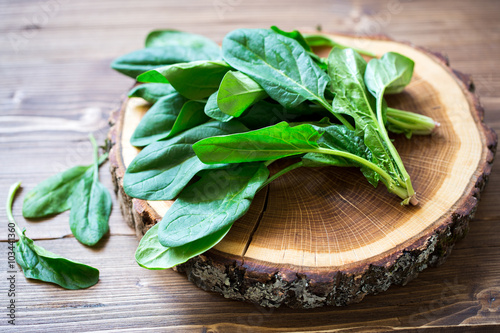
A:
[1,0,500,330]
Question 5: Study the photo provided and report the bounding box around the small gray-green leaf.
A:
[217,71,267,117]
[158,163,269,247]
[145,30,221,59]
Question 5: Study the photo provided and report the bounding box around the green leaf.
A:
[167,100,210,138]
[137,60,231,99]
[111,45,221,79]
[145,30,221,58]
[193,121,321,164]
[158,163,269,247]
[135,223,231,270]
[302,33,377,57]
[128,83,176,104]
[22,154,107,218]
[130,93,187,147]
[69,135,112,246]
[7,182,99,289]
[364,52,414,96]
[15,233,100,289]
[123,121,248,201]
[217,71,267,117]
[204,91,234,122]
[222,28,330,109]
[270,26,312,51]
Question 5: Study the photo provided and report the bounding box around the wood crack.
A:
[241,185,270,259]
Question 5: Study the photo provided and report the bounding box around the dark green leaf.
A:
[158,163,269,247]
[193,121,321,164]
[222,28,330,109]
[128,83,176,104]
[69,135,112,246]
[123,121,248,200]
[135,223,231,269]
[111,45,221,79]
[167,100,210,138]
[137,60,231,99]
[204,91,234,122]
[22,154,107,218]
[7,182,99,290]
[217,71,267,117]
[130,93,187,147]
[145,30,221,58]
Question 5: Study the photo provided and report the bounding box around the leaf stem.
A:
[387,107,438,134]
[7,181,23,237]
[314,99,355,131]
[258,161,304,192]
[89,134,99,183]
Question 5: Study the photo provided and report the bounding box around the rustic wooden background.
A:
[1,0,499,331]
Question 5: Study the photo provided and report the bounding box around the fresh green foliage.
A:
[135,223,231,270]
[302,33,377,57]
[217,71,267,117]
[137,60,231,99]
[145,30,221,57]
[168,100,210,138]
[69,135,112,246]
[205,91,234,122]
[123,121,248,200]
[8,182,100,289]
[365,52,415,95]
[130,93,187,147]
[128,83,176,104]
[158,163,269,247]
[111,45,221,79]
[22,154,107,218]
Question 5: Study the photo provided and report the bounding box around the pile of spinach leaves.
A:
[111,27,437,270]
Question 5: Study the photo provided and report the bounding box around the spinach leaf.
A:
[69,135,112,246]
[193,121,321,163]
[111,45,221,79]
[167,100,210,138]
[145,30,221,58]
[128,83,176,104]
[135,223,231,269]
[222,29,330,109]
[22,154,107,218]
[365,52,414,95]
[205,91,234,122]
[158,163,269,247]
[123,121,248,200]
[137,60,231,100]
[8,182,99,289]
[130,93,187,147]
[217,71,267,117]
[302,33,376,57]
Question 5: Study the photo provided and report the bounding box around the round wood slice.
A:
[108,33,497,308]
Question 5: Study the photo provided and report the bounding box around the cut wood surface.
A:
[1,0,500,331]
[110,33,497,308]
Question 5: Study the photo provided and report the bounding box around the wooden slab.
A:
[109,34,497,308]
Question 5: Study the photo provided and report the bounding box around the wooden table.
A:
[1,0,499,331]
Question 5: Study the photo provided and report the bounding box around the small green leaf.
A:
[69,135,112,246]
[365,52,414,96]
[137,60,231,100]
[217,71,267,117]
[123,121,248,201]
[7,182,99,289]
[193,121,321,164]
[111,45,221,79]
[130,93,187,147]
[158,163,269,247]
[204,91,234,122]
[145,30,221,58]
[167,100,210,138]
[128,83,176,104]
[135,223,231,270]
